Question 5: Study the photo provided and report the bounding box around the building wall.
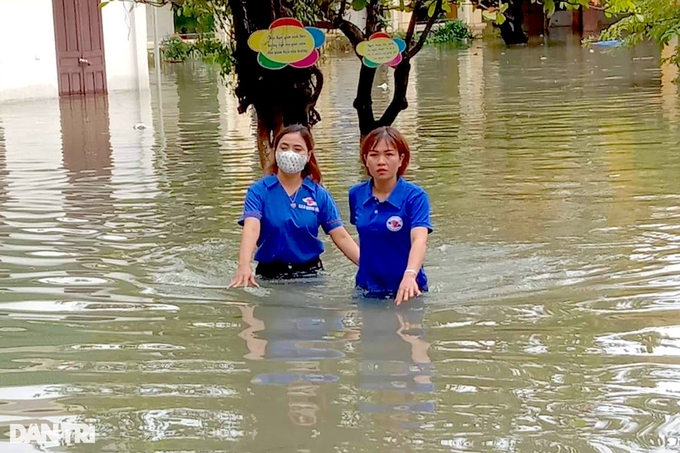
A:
[0,0,59,102]
[0,0,149,102]
[101,2,150,92]
[582,8,618,36]
[146,4,175,43]
[389,10,412,33]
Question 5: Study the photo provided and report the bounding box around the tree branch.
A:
[340,18,367,46]
[354,64,378,136]
[119,0,173,6]
[378,60,410,126]
[365,0,381,36]
[563,0,605,10]
[405,0,443,59]
[335,0,348,27]
[404,0,423,48]
[309,66,324,105]
[316,1,366,48]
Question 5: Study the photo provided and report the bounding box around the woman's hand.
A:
[229,263,259,288]
[329,226,360,265]
[395,271,421,306]
[231,217,261,288]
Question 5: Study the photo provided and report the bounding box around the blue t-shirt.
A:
[349,178,433,295]
[238,175,343,264]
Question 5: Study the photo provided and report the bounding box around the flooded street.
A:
[1,35,680,451]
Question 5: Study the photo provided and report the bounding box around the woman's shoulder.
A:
[349,180,371,196]
[306,178,332,194]
[248,174,277,190]
[400,178,429,197]
[304,179,342,206]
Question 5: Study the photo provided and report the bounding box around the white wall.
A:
[101,2,150,92]
[346,9,367,32]
[146,4,175,43]
[0,0,59,102]
[345,5,411,33]
[388,10,412,33]
[458,2,485,33]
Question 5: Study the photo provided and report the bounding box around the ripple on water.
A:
[0,39,679,451]
[0,301,179,313]
[28,251,75,257]
[38,276,110,286]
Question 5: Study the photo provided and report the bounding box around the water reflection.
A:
[238,300,348,431]
[357,303,435,432]
[661,40,678,126]
[58,95,114,304]
[236,297,436,444]
[0,120,6,206]
[0,120,7,285]
[163,64,225,240]
[60,96,112,178]
[458,41,487,143]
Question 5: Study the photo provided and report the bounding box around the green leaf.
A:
[482,10,496,22]
[99,0,111,8]
[496,13,506,25]
[428,1,437,17]
[352,0,367,11]
[499,3,508,13]
[544,0,556,16]
[442,2,451,13]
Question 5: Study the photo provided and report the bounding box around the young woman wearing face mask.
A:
[229,124,360,287]
[348,127,433,305]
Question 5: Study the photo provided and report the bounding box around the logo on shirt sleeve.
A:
[386,216,403,232]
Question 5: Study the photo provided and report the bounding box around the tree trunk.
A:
[354,60,412,141]
[354,65,378,137]
[228,0,323,167]
[499,0,528,45]
[255,108,283,169]
[378,60,410,127]
[346,0,441,139]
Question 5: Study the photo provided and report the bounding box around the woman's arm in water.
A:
[229,217,261,288]
[395,226,429,305]
[329,226,360,265]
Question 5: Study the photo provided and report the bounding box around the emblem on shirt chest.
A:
[295,196,319,212]
[386,215,403,232]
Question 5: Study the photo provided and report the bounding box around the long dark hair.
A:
[264,124,323,183]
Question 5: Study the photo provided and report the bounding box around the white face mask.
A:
[276,150,308,174]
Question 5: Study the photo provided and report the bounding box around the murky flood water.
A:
[1,35,680,452]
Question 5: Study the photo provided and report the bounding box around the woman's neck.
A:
[372,177,398,201]
[277,172,303,192]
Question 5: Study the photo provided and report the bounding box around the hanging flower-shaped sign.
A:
[356,32,407,68]
[247,18,325,69]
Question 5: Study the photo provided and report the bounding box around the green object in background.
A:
[161,35,193,62]
[174,3,215,35]
[428,19,474,43]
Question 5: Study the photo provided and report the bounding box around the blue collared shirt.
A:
[349,177,433,296]
[238,175,343,264]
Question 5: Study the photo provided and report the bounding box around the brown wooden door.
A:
[53,0,107,95]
